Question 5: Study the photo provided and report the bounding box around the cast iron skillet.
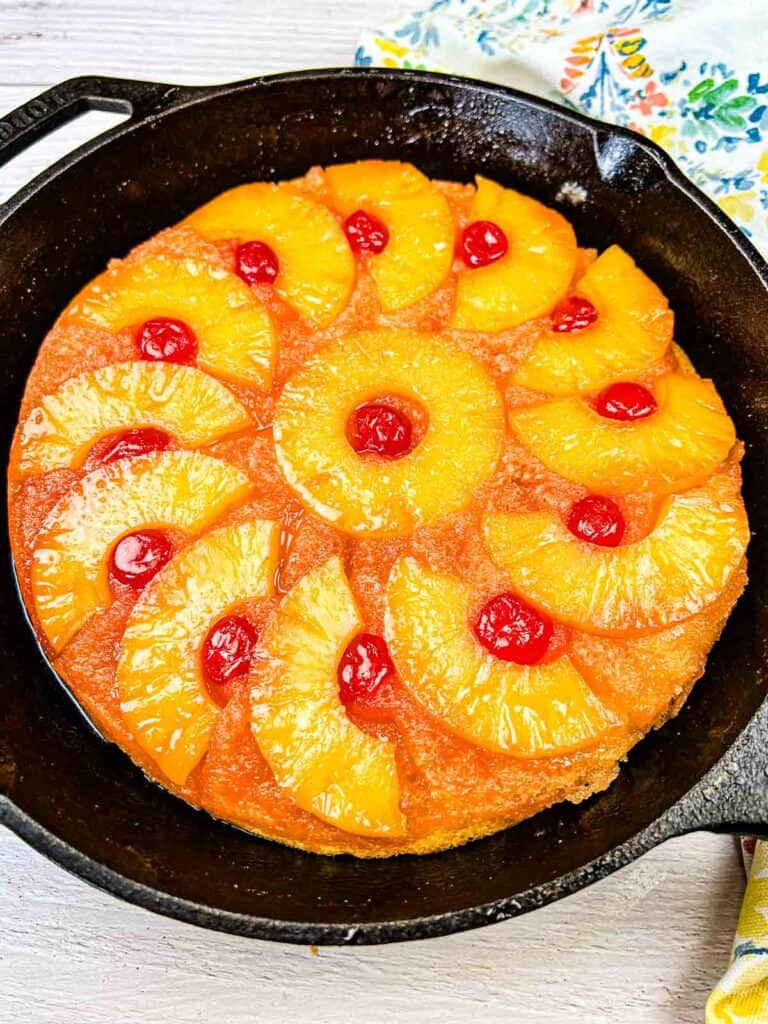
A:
[0,69,767,946]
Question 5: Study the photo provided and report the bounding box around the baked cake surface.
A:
[7,161,748,856]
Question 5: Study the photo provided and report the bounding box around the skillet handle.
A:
[0,76,186,167]
[665,699,768,838]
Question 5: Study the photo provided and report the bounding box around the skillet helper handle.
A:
[0,76,180,167]
[669,700,768,838]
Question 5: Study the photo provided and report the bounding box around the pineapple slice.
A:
[15,362,250,478]
[186,182,355,326]
[118,520,279,786]
[273,330,504,536]
[385,558,613,756]
[64,255,276,388]
[252,556,404,837]
[510,373,736,494]
[452,176,577,332]
[483,471,748,635]
[324,160,454,310]
[512,245,673,394]
[31,451,252,652]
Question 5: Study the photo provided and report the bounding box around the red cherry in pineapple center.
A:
[109,530,173,589]
[235,241,279,285]
[202,614,258,687]
[551,295,598,333]
[567,494,625,547]
[474,592,552,665]
[349,402,413,460]
[95,427,170,465]
[343,209,389,254]
[460,220,508,268]
[137,317,198,364]
[595,381,657,421]
[338,632,394,707]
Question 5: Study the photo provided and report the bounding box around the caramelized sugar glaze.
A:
[7,162,748,855]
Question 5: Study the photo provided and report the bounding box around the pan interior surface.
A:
[0,71,766,942]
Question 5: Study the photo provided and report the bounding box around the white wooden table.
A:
[0,3,744,1021]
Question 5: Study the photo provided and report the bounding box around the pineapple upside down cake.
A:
[8,161,748,856]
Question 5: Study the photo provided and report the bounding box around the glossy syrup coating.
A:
[6,163,748,857]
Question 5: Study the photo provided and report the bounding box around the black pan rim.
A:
[1,792,682,945]
[2,66,768,295]
[1,66,766,945]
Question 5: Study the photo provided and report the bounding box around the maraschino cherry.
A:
[343,209,389,254]
[551,296,598,333]
[235,241,279,285]
[595,382,657,421]
[474,592,552,666]
[109,530,173,589]
[137,318,198,364]
[350,403,413,460]
[202,614,259,687]
[338,632,394,706]
[459,220,508,268]
[567,494,625,547]
[94,427,170,465]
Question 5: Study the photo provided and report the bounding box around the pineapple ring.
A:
[252,556,405,838]
[14,362,251,479]
[273,330,505,537]
[118,520,279,786]
[325,160,454,310]
[64,255,276,389]
[452,176,578,333]
[186,182,356,326]
[483,471,749,636]
[512,245,673,394]
[31,451,252,653]
[510,373,736,495]
[385,558,614,757]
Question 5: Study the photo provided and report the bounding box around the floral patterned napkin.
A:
[356,3,768,1019]
[356,0,768,252]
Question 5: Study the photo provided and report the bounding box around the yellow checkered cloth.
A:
[707,842,768,1023]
